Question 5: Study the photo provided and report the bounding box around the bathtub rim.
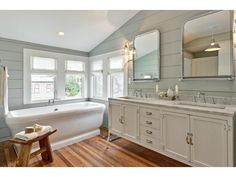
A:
[5,101,106,125]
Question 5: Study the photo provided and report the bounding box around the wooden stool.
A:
[10,129,57,167]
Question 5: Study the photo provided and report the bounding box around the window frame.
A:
[90,59,104,98]
[65,61,86,99]
[107,56,125,98]
[24,49,88,104]
[30,73,56,102]
[89,50,128,100]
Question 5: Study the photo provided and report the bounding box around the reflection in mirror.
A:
[183,11,233,79]
[133,30,160,81]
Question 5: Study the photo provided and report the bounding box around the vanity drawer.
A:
[140,116,161,130]
[140,126,160,139]
[140,135,161,149]
[140,107,160,119]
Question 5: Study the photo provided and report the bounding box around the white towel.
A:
[0,66,9,115]
[14,131,39,141]
[14,125,53,141]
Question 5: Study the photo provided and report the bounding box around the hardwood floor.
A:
[0,135,188,167]
[0,142,8,167]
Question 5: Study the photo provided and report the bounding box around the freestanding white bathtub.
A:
[5,102,105,150]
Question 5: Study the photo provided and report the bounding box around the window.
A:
[30,56,57,102]
[33,84,39,94]
[109,72,124,98]
[32,57,56,70]
[24,49,88,104]
[65,60,85,99]
[89,52,126,100]
[108,56,124,98]
[46,83,53,93]
[91,60,103,98]
[31,74,55,101]
[65,60,84,72]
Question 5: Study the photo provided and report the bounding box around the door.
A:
[163,112,190,161]
[123,104,139,140]
[109,103,123,134]
[190,116,228,167]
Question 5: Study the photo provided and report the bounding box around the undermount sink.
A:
[175,101,226,109]
[119,96,145,100]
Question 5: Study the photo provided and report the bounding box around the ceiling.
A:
[0,10,139,52]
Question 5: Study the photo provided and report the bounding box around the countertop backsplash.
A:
[128,89,236,106]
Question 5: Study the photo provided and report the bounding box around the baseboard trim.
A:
[50,129,100,151]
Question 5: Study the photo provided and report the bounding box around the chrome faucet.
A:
[196,92,206,103]
[48,99,55,104]
[134,89,143,97]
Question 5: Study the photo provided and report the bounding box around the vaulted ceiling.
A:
[0,10,139,52]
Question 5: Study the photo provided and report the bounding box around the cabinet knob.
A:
[146,130,152,134]
[146,121,152,125]
[146,139,152,144]
[146,112,152,116]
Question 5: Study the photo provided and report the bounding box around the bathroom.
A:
[0,2,236,176]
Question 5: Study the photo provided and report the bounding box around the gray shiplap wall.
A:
[90,10,236,97]
[89,10,236,128]
[0,37,88,140]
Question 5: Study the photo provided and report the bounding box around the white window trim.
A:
[24,48,88,104]
[90,59,104,99]
[89,50,128,100]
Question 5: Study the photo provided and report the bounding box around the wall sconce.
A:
[124,41,136,61]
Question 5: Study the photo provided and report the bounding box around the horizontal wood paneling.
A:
[0,37,88,141]
[89,10,235,98]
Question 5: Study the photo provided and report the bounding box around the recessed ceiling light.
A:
[58,32,64,36]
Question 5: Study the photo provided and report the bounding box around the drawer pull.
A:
[186,136,190,144]
[146,130,152,134]
[146,139,152,144]
[146,121,152,125]
[146,112,152,116]
[190,137,193,145]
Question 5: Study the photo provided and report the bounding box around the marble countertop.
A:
[108,97,236,117]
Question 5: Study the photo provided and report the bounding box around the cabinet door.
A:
[190,116,228,167]
[109,103,123,134]
[163,112,190,161]
[123,104,139,140]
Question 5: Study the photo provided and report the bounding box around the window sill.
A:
[24,97,88,106]
[89,97,108,102]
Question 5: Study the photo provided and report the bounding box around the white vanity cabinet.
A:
[139,107,162,150]
[109,101,139,141]
[189,116,228,166]
[162,112,190,161]
[162,113,230,166]
[109,102,123,135]
[108,98,235,167]
[123,104,139,140]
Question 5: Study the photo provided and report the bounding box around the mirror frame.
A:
[132,29,161,82]
[181,10,234,81]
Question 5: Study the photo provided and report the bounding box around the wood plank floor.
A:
[1,135,188,167]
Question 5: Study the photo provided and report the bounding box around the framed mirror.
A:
[182,10,234,80]
[133,30,160,81]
